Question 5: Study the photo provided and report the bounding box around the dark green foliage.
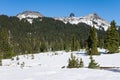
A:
[0,28,13,59]
[71,35,76,51]
[97,28,105,48]
[0,54,2,66]
[88,56,100,69]
[87,27,99,55]
[31,54,34,59]
[0,15,91,57]
[71,35,81,51]
[67,53,84,68]
[16,56,19,61]
[105,20,119,53]
[79,58,84,68]
[0,15,106,58]
[40,42,47,52]
[67,53,79,68]
[0,46,2,66]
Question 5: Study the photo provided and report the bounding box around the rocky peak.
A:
[17,11,43,19]
[54,13,110,31]
[83,13,101,20]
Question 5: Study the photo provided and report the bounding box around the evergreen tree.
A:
[0,28,13,59]
[67,54,84,68]
[40,42,47,52]
[88,56,100,69]
[87,27,99,55]
[67,53,79,68]
[0,51,2,66]
[75,40,81,51]
[105,20,119,53]
[79,58,84,68]
[71,35,76,51]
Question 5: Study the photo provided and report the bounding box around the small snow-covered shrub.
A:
[17,62,19,65]
[16,56,19,61]
[31,54,34,59]
[21,62,25,68]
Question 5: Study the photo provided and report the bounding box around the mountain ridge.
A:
[16,11,110,31]
[17,11,43,23]
[54,13,110,31]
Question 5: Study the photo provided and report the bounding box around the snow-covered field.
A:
[0,49,120,80]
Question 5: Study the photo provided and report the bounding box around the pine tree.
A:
[0,52,2,66]
[76,40,81,51]
[88,56,100,69]
[0,28,12,59]
[87,27,99,55]
[31,54,34,59]
[79,58,84,68]
[67,53,79,68]
[71,35,76,51]
[105,20,119,53]
[67,54,84,68]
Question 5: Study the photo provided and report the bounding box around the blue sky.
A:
[0,0,120,25]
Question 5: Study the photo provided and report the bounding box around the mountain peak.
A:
[83,13,101,20]
[17,10,43,19]
[54,13,110,31]
[21,11,41,15]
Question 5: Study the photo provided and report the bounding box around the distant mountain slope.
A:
[17,11,44,23]
[54,13,110,31]
[16,11,110,31]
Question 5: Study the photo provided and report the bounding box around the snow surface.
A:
[0,49,120,80]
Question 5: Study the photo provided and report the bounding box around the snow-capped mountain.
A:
[17,11,110,31]
[54,13,110,31]
[17,11,43,23]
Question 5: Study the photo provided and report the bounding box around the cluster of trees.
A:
[0,15,90,58]
[0,14,120,66]
[67,53,99,69]
[86,20,119,55]
[105,21,119,53]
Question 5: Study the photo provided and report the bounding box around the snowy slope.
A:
[54,13,110,31]
[0,49,120,80]
[17,11,43,23]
